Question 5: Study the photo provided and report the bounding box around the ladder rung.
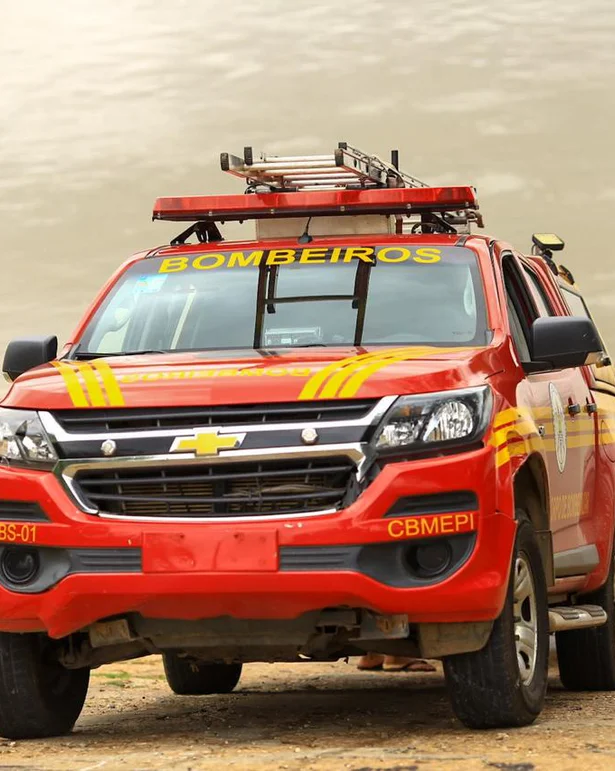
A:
[247,166,346,177]
[252,154,335,164]
[248,159,337,171]
[287,174,363,182]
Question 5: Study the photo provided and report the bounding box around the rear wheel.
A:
[163,653,242,695]
[556,544,615,690]
[443,515,549,728]
[0,632,90,739]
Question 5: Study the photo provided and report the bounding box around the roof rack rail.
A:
[220,142,429,192]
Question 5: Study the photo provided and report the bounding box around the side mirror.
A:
[530,317,602,370]
[3,336,58,381]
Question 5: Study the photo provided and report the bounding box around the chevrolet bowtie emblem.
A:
[170,431,246,456]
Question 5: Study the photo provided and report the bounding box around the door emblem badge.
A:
[170,431,246,456]
[548,383,567,473]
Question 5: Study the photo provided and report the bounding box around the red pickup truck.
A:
[1,144,614,738]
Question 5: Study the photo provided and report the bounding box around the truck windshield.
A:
[76,244,489,355]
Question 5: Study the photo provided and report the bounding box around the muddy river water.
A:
[1,0,615,367]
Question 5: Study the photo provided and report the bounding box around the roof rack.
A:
[154,142,484,240]
[220,142,429,191]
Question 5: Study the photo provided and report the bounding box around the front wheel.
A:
[0,632,90,739]
[443,516,549,728]
[163,653,242,695]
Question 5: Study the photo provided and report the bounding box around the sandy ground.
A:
[2,657,615,771]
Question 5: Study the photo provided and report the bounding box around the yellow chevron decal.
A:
[52,360,125,408]
[491,404,602,468]
[51,362,89,408]
[74,362,107,407]
[338,348,462,399]
[298,349,397,401]
[318,349,417,400]
[91,360,125,406]
[299,346,468,401]
[321,348,431,400]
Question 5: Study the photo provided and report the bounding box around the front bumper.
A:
[0,446,516,638]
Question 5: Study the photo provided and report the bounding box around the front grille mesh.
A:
[74,457,355,518]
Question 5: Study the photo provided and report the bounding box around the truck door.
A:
[502,255,597,557]
[557,283,615,578]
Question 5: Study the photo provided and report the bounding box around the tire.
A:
[556,543,615,690]
[0,632,90,740]
[162,653,242,695]
[443,515,549,728]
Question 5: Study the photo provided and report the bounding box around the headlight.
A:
[373,386,492,452]
[0,409,57,466]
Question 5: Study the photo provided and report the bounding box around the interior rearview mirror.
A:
[529,316,602,371]
[2,336,58,382]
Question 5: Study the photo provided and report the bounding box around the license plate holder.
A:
[143,530,278,573]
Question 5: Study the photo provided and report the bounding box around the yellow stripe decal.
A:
[491,421,542,448]
[51,362,89,407]
[493,408,520,428]
[318,351,411,400]
[492,401,600,468]
[338,348,451,399]
[496,445,511,467]
[299,346,471,401]
[91,360,125,407]
[566,419,595,434]
[73,363,107,407]
[298,351,382,400]
[323,348,430,400]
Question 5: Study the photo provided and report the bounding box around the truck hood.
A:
[3,346,499,410]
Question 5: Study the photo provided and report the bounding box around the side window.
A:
[506,293,531,361]
[561,287,591,320]
[502,257,535,361]
[523,267,555,318]
[561,286,608,352]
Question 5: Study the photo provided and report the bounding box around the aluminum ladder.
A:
[220,142,429,191]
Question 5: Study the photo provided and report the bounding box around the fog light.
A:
[406,541,452,578]
[1,548,40,585]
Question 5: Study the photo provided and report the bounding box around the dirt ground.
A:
[3,657,615,771]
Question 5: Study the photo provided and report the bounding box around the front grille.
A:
[52,399,377,434]
[74,457,355,518]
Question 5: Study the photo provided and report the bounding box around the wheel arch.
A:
[513,453,554,585]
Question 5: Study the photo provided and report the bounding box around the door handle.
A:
[567,403,581,416]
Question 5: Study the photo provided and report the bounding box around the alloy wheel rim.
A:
[513,554,538,685]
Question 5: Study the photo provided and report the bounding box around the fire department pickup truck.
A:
[1,144,615,738]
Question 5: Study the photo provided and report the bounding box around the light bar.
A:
[153,187,479,223]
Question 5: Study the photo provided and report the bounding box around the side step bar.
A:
[549,605,607,632]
